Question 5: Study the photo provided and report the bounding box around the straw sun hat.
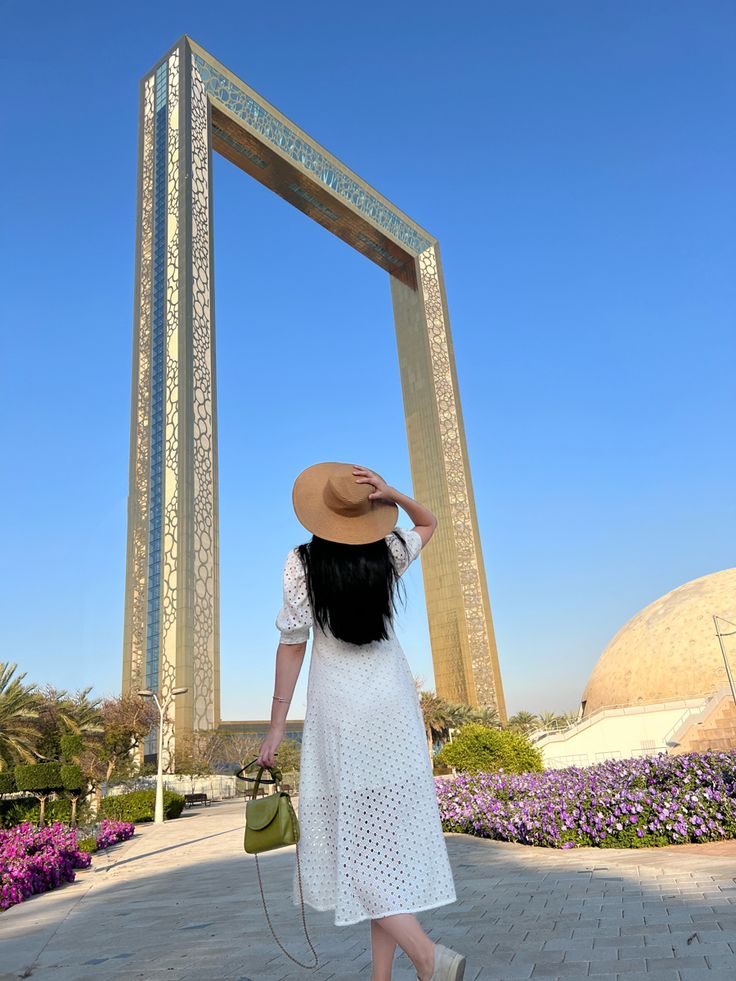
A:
[292,462,398,545]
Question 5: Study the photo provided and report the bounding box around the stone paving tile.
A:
[592,960,647,975]
[615,974,680,981]
[2,803,736,979]
[646,953,711,970]
[530,963,590,976]
[680,973,736,981]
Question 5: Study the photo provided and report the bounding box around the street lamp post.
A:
[713,615,736,706]
[138,687,188,823]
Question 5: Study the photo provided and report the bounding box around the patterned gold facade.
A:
[122,36,506,765]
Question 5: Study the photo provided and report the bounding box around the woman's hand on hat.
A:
[352,465,395,503]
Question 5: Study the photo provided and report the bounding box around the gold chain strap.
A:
[252,791,319,970]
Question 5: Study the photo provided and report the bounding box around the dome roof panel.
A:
[581,568,736,716]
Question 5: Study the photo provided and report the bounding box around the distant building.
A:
[534,568,736,768]
[218,719,305,747]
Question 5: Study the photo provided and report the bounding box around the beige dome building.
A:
[581,568,736,717]
[535,568,736,768]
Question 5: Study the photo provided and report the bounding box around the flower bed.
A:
[0,822,92,911]
[436,750,736,848]
[0,819,136,911]
[96,819,135,850]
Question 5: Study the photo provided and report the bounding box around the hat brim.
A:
[292,462,399,545]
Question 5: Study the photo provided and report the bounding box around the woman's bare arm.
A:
[352,465,438,547]
[257,640,306,767]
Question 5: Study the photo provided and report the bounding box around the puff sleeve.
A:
[275,548,313,644]
[385,526,423,577]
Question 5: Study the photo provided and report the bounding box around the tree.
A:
[175,731,219,789]
[0,662,40,770]
[271,737,301,774]
[35,686,103,760]
[0,770,17,797]
[435,723,544,775]
[94,692,158,785]
[537,711,565,731]
[60,734,87,827]
[471,705,502,729]
[61,764,85,827]
[506,711,539,735]
[15,762,63,827]
[443,702,476,735]
[419,691,452,760]
[214,732,263,770]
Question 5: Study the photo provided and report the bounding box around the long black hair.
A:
[296,531,409,645]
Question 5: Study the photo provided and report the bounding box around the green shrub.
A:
[0,795,87,829]
[0,796,36,828]
[61,764,84,792]
[14,762,63,793]
[77,836,98,854]
[12,764,66,826]
[0,771,17,795]
[435,723,544,775]
[99,789,185,823]
[60,734,83,760]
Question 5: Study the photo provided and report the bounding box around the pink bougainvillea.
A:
[96,819,135,849]
[1,818,135,911]
[0,822,91,911]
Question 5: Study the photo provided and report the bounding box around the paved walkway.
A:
[2,800,736,980]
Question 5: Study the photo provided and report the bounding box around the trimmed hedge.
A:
[435,723,544,775]
[99,789,185,823]
[60,734,83,760]
[15,762,63,793]
[0,772,16,796]
[77,836,98,854]
[61,764,84,793]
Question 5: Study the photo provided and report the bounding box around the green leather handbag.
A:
[236,758,319,970]
[239,760,299,853]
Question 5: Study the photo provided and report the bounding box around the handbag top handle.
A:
[235,756,283,800]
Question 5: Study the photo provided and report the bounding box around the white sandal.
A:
[416,941,466,981]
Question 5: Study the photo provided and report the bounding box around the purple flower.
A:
[435,751,736,850]
[95,820,135,850]
[0,823,92,912]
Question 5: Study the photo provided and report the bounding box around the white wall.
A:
[537,697,707,768]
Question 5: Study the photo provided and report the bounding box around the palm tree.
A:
[0,662,40,770]
[472,705,501,729]
[443,701,475,734]
[537,711,565,731]
[559,709,581,727]
[35,686,103,759]
[506,710,538,734]
[419,691,451,760]
[67,688,104,737]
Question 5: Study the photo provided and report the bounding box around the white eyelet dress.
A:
[275,527,458,927]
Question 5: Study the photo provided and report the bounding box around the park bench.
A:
[183,792,210,807]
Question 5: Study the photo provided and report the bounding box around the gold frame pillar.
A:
[122,35,506,767]
[392,245,505,715]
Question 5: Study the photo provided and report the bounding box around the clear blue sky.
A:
[3,2,734,721]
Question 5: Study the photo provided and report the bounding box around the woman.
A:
[257,462,466,981]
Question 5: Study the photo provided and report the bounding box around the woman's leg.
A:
[370,918,398,981]
[371,913,436,980]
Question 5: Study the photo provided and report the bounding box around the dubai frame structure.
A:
[122,35,507,765]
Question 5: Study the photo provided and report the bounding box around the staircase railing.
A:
[663,686,733,748]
